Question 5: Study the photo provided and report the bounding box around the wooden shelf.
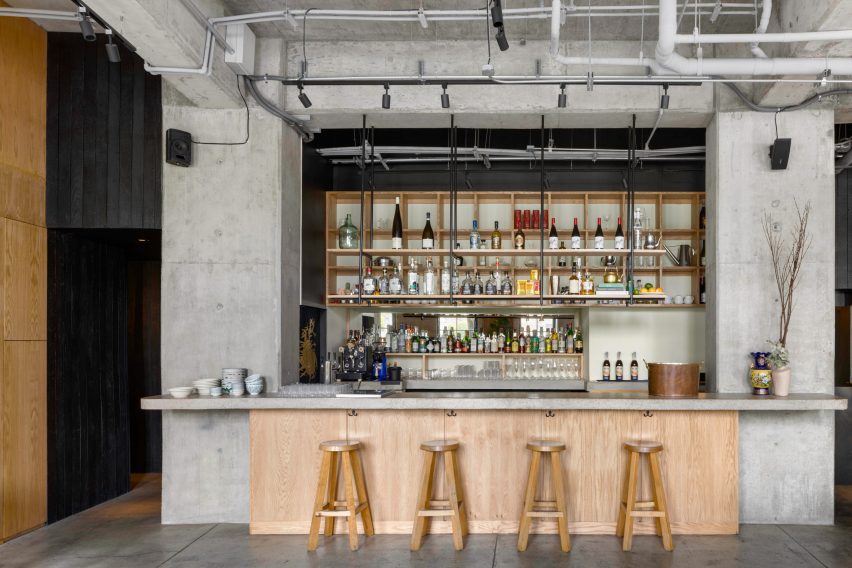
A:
[328,248,666,257]
[384,352,582,358]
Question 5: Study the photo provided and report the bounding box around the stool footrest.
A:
[630,511,666,518]
[316,502,368,517]
[525,511,566,518]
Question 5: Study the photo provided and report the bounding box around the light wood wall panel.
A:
[3,220,46,341]
[249,409,738,536]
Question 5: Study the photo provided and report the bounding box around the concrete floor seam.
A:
[155,523,220,568]
[775,525,831,568]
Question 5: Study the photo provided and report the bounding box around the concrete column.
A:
[706,109,836,523]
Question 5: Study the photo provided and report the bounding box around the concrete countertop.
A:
[141,391,848,411]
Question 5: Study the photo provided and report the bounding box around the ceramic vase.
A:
[749,352,772,395]
[771,367,791,397]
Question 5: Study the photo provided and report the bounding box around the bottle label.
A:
[615,236,625,249]
[603,366,610,380]
[571,236,581,249]
[470,235,480,249]
[441,274,450,294]
[392,237,403,249]
[422,238,434,249]
[631,365,639,379]
[502,282,513,295]
[569,279,581,294]
[616,365,624,380]
[582,280,593,292]
[424,274,435,295]
[594,236,604,249]
[363,280,375,294]
[492,237,501,249]
[514,234,525,249]
[379,279,389,294]
[462,281,472,294]
[549,236,558,249]
[485,282,497,295]
[389,278,402,294]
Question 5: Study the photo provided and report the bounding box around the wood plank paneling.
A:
[45,34,161,230]
[1,340,47,540]
[3,220,46,341]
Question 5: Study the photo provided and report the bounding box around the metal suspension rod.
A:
[540,116,545,307]
[358,115,366,305]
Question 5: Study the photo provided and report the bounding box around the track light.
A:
[491,0,504,27]
[78,7,96,42]
[660,84,670,109]
[557,83,567,108]
[105,29,121,63]
[440,83,450,109]
[465,173,473,190]
[297,83,312,108]
[382,83,391,109]
[495,25,509,51]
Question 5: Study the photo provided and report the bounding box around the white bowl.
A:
[246,383,263,395]
[169,387,195,399]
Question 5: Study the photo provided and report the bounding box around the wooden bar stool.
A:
[616,440,673,552]
[308,440,374,552]
[411,439,468,551]
[517,440,571,553]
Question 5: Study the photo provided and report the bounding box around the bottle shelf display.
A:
[327,190,706,309]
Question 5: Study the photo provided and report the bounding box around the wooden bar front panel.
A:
[249,409,737,535]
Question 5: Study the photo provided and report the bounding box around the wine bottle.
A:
[470,220,481,250]
[594,217,604,250]
[700,275,706,304]
[491,221,502,249]
[700,239,706,266]
[548,218,558,249]
[615,351,624,380]
[571,217,581,249]
[630,352,639,381]
[699,200,706,229]
[391,196,403,249]
[615,216,625,250]
[422,212,434,249]
[574,326,584,353]
[514,218,526,249]
[602,352,611,381]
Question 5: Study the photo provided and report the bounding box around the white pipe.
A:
[0,8,80,21]
[750,0,771,58]
[679,28,852,44]
[144,28,214,76]
[656,0,852,75]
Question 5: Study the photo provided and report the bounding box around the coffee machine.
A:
[371,342,388,381]
[338,332,373,381]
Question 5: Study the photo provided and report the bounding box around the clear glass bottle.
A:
[441,259,451,294]
[485,271,498,295]
[423,258,436,296]
[338,213,359,249]
[461,271,474,296]
[470,220,481,250]
[362,266,377,296]
[378,267,390,294]
[473,270,484,294]
[407,259,420,296]
[389,266,403,295]
[501,271,513,295]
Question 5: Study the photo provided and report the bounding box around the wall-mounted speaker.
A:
[166,129,192,167]
[769,138,791,170]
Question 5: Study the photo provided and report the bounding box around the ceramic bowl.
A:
[246,382,263,395]
[169,387,195,399]
[209,387,222,397]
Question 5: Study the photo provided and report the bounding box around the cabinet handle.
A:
[446,410,457,417]
[545,410,555,418]
[348,409,358,417]
[643,410,654,417]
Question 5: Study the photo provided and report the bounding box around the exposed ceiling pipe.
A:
[0,7,80,22]
[244,78,314,141]
[749,0,771,58]
[144,28,214,76]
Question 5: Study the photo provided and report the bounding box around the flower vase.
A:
[749,352,772,395]
[771,367,791,397]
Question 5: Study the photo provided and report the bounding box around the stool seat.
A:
[527,439,566,452]
[624,440,663,454]
[420,439,460,452]
[320,440,361,452]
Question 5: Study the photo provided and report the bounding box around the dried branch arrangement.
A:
[761,201,812,348]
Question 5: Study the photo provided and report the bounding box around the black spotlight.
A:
[491,0,504,27]
[382,84,391,109]
[105,30,121,63]
[495,25,509,51]
[441,83,450,109]
[78,8,96,42]
[557,83,567,108]
[660,84,670,109]
[297,83,312,108]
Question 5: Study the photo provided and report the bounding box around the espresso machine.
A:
[338,332,373,381]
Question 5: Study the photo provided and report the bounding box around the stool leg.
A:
[411,451,436,551]
[450,448,469,537]
[351,450,375,537]
[517,450,541,552]
[308,451,332,551]
[621,452,640,552]
[649,453,674,551]
[616,451,632,538]
[341,450,360,551]
[444,450,465,551]
[323,452,339,537]
[550,452,571,553]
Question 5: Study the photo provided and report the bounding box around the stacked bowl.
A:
[222,368,247,396]
[245,374,264,396]
[168,386,195,399]
[192,377,221,396]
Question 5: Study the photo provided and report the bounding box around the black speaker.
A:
[166,129,192,167]
[769,138,791,170]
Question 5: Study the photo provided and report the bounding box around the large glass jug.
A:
[338,213,359,249]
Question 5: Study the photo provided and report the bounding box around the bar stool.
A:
[411,439,468,551]
[308,440,374,552]
[616,440,673,551]
[517,440,571,553]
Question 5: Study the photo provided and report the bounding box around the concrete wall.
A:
[706,109,836,523]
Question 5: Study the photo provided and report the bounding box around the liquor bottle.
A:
[548,218,559,249]
[447,328,455,353]
[511,331,520,353]
[478,242,488,267]
[462,331,470,353]
[470,331,478,353]
[615,216,625,250]
[581,270,594,295]
[454,243,465,267]
[602,352,611,381]
[441,259,451,294]
[700,275,706,304]
[389,266,403,295]
[514,219,526,249]
[558,242,567,267]
[630,352,639,381]
[378,267,390,294]
[485,271,498,295]
[411,333,420,353]
[632,206,643,251]
[594,217,604,250]
[461,271,474,296]
[557,329,566,353]
[571,217,581,249]
[391,196,403,250]
[498,329,506,352]
[566,326,575,353]
[470,220,481,250]
[473,270,484,295]
[491,221,502,249]
[519,329,526,353]
[544,330,552,353]
[422,212,434,249]
[423,258,436,295]
[701,239,706,266]
[407,259,420,295]
[501,271,513,295]
[362,266,377,295]
[699,200,706,229]
[454,333,462,353]
[615,351,624,380]
[398,325,406,353]
[574,326,584,353]
[568,261,581,295]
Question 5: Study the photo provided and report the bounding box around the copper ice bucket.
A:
[647,362,700,398]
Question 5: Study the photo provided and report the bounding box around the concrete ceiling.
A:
[3,0,82,32]
[222,1,758,42]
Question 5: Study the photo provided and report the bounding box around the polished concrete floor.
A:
[0,476,850,568]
